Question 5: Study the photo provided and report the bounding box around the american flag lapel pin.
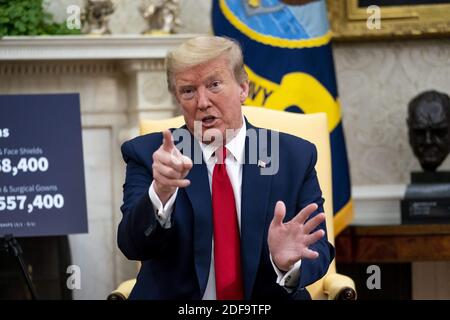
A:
[258,160,266,168]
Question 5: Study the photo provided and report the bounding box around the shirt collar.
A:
[200,115,246,164]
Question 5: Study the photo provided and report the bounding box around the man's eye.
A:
[180,88,195,98]
[209,81,221,89]
[414,129,425,135]
[434,128,448,137]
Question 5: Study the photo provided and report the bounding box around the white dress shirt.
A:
[148,118,301,299]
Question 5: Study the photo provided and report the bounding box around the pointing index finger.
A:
[162,130,174,152]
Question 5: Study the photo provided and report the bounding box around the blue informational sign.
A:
[0,93,88,237]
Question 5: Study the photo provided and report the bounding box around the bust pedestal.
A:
[401,171,450,224]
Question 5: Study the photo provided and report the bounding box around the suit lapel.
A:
[240,121,273,299]
[180,130,212,297]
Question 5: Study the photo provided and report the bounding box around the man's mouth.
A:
[201,116,218,128]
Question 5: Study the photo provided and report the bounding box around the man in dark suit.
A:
[118,36,334,300]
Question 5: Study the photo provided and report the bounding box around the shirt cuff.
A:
[270,254,302,291]
[148,181,178,229]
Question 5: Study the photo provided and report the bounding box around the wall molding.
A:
[0,61,120,75]
[0,35,200,61]
[120,59,166,74]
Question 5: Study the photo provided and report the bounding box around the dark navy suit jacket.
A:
[118,119,334,300]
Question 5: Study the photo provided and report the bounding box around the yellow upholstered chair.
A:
[108,106,356,300]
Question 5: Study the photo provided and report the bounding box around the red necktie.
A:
[212,146,244,300]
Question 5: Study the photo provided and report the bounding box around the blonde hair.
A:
[166,36,248,93]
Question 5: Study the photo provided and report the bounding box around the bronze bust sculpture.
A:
[407,90,450,172]
[402,90,450,224]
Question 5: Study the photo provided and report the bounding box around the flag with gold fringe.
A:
[212,0,353,235]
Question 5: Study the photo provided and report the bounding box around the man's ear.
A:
[240,80,249,103]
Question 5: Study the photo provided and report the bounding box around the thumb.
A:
[272,201,286,226]
[162,130,174,152]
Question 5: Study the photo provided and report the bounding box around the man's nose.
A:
[197,87,210,111]
[425,130,433,144]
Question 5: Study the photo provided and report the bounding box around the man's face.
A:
[408,101,450,171]
[173,56,249,144]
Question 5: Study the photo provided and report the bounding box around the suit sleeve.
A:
[117,138,175,261]
[292,143,335,296]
